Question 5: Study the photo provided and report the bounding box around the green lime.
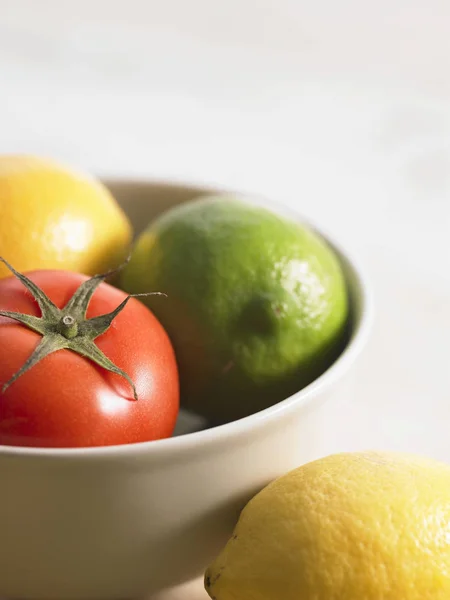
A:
[120,196,349,423]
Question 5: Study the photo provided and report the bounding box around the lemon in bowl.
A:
[0,155,132,279]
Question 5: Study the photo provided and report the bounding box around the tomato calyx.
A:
[0,257,165,400]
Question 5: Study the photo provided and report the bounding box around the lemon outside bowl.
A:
[0,179,373,600]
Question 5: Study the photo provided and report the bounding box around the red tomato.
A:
[0,270,179,448]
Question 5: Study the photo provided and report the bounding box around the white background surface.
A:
[1,1,450,597]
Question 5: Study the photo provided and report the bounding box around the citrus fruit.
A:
[0,155,132,279]
[120,195,348,422]
[205,451,450,600]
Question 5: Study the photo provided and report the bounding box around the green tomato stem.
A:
[58,315,78,339]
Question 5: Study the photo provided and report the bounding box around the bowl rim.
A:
[0,176,373,460]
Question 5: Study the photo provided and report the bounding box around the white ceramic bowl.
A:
[0,179,372,600]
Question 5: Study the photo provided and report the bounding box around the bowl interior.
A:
[104,178,366,435]
[106,179,218,237]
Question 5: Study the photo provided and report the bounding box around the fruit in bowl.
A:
[120,195,349,423]
[0,155,132,279]
[0,169,372,599]
[0,258,179,447]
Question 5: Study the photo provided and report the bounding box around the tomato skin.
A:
[0,271,179,448]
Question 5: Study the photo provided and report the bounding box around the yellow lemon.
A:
[0,155,132,278]
[206,451,450,600]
